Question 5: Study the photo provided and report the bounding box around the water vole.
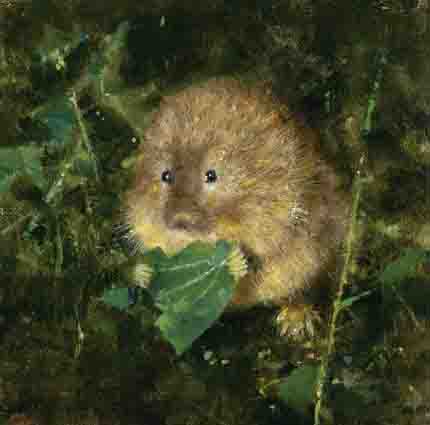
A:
[125,77,349,337]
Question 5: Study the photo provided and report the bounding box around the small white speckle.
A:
[96,111,100,116]
[132,137,137,143]
[221,359,230,366]
[257,348,271,359]
[21,315,32,324]
[160,16,166,27]
[203,350,213,361]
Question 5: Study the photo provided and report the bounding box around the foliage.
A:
[338,290,373,312]
[379,247,429,287]
[279,364,319,415]
[33,24,89,73]
[0,145,47,193]
[33,96,77,148]
[100,286,135,311]
[1,6,429,425]
[101,241,238,355]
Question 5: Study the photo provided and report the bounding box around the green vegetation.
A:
[1,2,429,424]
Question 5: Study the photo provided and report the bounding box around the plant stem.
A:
[313,160,364,425]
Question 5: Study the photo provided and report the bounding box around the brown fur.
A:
[125,77,349,312]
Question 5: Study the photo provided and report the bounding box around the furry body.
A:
[126,78,349,332]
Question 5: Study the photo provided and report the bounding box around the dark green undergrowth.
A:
[1,2,430,424]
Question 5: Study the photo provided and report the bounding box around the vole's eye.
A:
[161,169,174,184]
[205,169,217,183]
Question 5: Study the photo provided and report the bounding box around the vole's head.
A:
[126,78,318,257]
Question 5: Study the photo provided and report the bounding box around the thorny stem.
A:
[313,161,364,425]
[314,49,387,425]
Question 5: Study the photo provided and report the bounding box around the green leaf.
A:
[143,240,237,355]
[379,248,429,287]
[87,21,130,92]
[100,287,134,311]
[279,364,319,415]
[99,240,239,355]
[34,96,77,148]
[71,152,97,179]
[0,145,47,193]
[34,25,88,71]
[338,290,373,312]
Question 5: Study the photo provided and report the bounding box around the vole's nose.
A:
[167,211,197,232]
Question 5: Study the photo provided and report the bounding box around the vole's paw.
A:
[134,262,154,288]
[275,304,321,340]
[226,244,248,282]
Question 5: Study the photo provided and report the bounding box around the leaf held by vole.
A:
[102,240,247,355]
